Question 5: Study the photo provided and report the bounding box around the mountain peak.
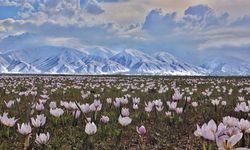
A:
[84,46,115,58]
[155,51,177,62]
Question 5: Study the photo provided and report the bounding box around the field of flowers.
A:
[0,75,250,150]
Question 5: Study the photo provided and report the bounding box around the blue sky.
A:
[0,0,250,64]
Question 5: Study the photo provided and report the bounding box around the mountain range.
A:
[0,33,249,76]
[0,46,204,75]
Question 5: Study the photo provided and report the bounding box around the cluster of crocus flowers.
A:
[89,100,102,112]
[234,101,250,113]
[153,99,164,112]
[172,90,183,101]
[194,117,250,149]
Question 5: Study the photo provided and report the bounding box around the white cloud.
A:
[199,36,250,50]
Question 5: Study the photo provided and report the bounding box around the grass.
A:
[0,75,249,149]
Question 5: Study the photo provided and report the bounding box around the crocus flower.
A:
[167,101,177,110]
[35,103,45,111]
[223,116,239,127]
[73,110,81,119]
[153,99,163,107]
[176,108,183,114]
[165,111,172,117]
[121,108,130,117]
[216,133,247,150]
[16,98,21,103]
[17,123,32,135]
[234,102,250,113]
[4,100,15,108]
[49,101,57,109]
[211,99,220,106]
[85,122,97,135]
[221,101,227,106]
[31,114,46,127]
[89,100,102,112]
[100,116,109,123]
[0,112,18,127]
[106,98,112,104]
[133,104,139,110]
[80,103,90,113]
[60,101,70,109]
[191,102,198,107]
[238,119,250,133]
[136,125,146,135]
[35,132,50,145]
[67,102,76,110]
[172,91,183,100]
[113,99,121,108]
[50,108,64,117]
[194,119,219,141]
[120,97,128,104]
[132,97,140,104]
[145,101,154,112]
[156,105,164,112]
[118,115,132,126]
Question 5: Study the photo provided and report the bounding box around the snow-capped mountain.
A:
[200,56,250,76]
[0,38,249,75]
[0,46,205,75]
[0,46,128,74]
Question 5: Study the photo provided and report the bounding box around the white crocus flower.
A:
[50,108,64,117]
[17,123,32,135]
[85,122,97,135]
[35,132,50,145]
[31,114,46,127]
[118,115,132,126]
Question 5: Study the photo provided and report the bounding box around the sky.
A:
[0,0,250,64]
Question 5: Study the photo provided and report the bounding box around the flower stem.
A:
[202,142,207,150]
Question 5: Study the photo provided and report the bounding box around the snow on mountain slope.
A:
[0,46,129,74]
[155,52,206,75]
[200,56,250,76]
[131,61,162,73]
[155,52,177,64]
[84,46,115,58]
[0,46,87,73]
[110,49,156,68]
[111,49,205,75]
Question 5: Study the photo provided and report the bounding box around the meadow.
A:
[0,75,250,150]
